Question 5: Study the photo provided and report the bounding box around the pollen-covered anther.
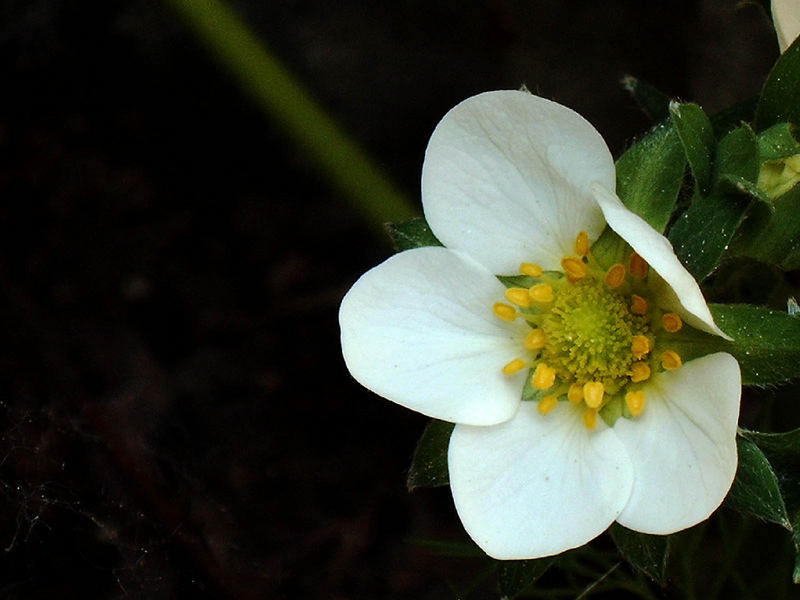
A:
[567,382,584,404]
[629,252,649,279]
[502,358,526,375]
[631,335,650,359]
[575,230,589,256]
[625,390,646,416]
[604,264,626,289]
[505,287,532,308]
[529,283,554,304]
[629,361,651,383]
[661,350,683,371]
[538,394,558,415]
[583,408,597,430]
[532,363,556,390]
[520,262,543,278]
[493,302,517,322]
[524,329,547,350]
[662,312,683,332]
[561,257,588,281]
[631,294,648,315]
[583,381,604,408]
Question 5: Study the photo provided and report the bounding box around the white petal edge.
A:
[448,402,634,559]
[591,183,732,340]
[773,0,800,52]
[340,246,531,426]
[421,90,613,274]
[613,352,741,534]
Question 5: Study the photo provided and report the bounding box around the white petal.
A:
[773,0,800,52]
[448,402,634,559]
[613,353,741,534]
[421,90,613,274]
[340,247,531,425]
[591,183,731,340]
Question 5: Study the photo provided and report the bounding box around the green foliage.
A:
[609,524,669,585]
[386,217,442,251]
[407,419,453,490]
[496,558,554,599]
[670,102,715,196]
[620,75,670,123]
[758,122,800,161]
[756,34,800,132]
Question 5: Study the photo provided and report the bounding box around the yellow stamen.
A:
[561,257,588,281]
[629,362,651,383]
[661,350,683,370]
[538,394,558,415]
[493,302,517,322]
[662,313,683,333]
[629,252,649,279]
[532,363,556,390]
[583,408,597,430]
[625,390,646,416]
[505,287,532,308]
[502,358,526,375]
[631,294,648,315]
[567,382,584,404]
[583,381,605,408]
[520,262,543,278]
[631,335,650,359]
[524,329,547,350]
[605,264,626,289]
[529,283,554,304]
[575,230,590,256]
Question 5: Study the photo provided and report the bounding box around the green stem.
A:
[164,0,417,233]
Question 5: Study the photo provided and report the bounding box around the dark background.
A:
[0,1,778,598]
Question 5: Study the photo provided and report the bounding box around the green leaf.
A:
[496,558,555,599]
[725,436,790,528]
[620,75,670,123]
[664,303,800,385]
[592,121,686,267]
[715,124,759,189]
[615,122,687,233]
[755,34,800,132]
[758,122,800,161]
[386,217,442,252]
[670,102,716,196]
[729,185,800,269]
[609,524,669,585]
[710,97,757,138]
[667,194,750,281]
[740,428,800,582]
[407,419,453,490]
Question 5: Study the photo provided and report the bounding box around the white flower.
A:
[773,0,800,52]
[339,90,741,560]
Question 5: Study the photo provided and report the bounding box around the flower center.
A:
[492,231,685,429]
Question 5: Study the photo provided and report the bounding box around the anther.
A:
[662,313,683,332]
[502,358,527,375]
[631,294,648,315]
[629,362,651,383]
[538,395,558,415]
[605,264,626,289]
[524,329,547,350]
[529,283,554,304]
[575,231,590,256]
[661,350,683,370]
[567,382,584,404]
[505,287,532,308]
[583,381,605,409]
[520,262,543,278]
[493,302,517,322]
[561,257,588,281]
[583,408,597,430]
[532,363,556,390]
[629,252,649,279]
[625,390,646,416]
[631,335,651,359]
